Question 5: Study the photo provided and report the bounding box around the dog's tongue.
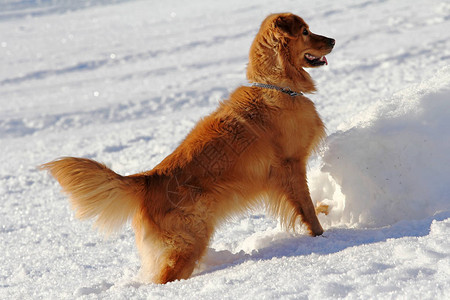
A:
[320,56,328,65]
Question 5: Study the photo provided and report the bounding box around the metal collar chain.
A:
[251,82,303,97]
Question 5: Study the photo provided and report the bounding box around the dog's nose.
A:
[329,38,335,47]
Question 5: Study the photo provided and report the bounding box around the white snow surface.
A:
[1,0,450,299]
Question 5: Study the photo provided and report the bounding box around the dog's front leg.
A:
[272,158,324,236]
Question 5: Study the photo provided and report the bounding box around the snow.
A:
[1,0,449,299]
[313,68,450,228]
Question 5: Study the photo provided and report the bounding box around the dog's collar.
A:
[251,82,303,97]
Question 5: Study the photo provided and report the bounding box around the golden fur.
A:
[41,13,334,284]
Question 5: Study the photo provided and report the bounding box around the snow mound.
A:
[312,67,450,228]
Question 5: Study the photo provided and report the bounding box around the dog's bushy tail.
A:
[41,157,146,235]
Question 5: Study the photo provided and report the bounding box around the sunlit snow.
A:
[1,0,449,298]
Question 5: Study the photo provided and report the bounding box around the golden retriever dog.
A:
[41,13,334,284]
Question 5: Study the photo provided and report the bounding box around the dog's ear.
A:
[274,14,303,39]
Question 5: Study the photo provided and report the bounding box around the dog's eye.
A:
[303,29,309,36]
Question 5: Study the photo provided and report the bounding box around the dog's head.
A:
[247,13,335,93]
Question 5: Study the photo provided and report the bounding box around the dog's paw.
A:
[315,202,329,215]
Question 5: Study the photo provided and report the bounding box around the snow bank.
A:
[312,67,450,228]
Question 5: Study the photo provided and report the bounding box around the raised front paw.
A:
[315,202,329,216]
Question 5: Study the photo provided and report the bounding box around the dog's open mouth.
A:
[305,53,328,66]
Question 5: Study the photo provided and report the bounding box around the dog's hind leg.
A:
[156,247,202,283]
[151,227,210,284]
[133,206,211,284]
